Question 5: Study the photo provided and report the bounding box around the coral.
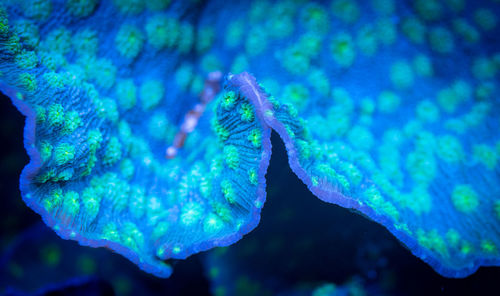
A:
[0,0,499,281]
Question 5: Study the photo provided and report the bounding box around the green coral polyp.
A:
[223,145,240,170]
[63,191,80,217]
[222,91,237,110]
[140,79,164,110]
[452,185,479,213]
[15,50,37,69]
[103,137,123,166]
[146,15,179,50]
[248,129,262,148]
[19,73,37,92]
[115,24,144,59]
[239,103,254,122]
[221,180,236,204]
[54,143,76,165]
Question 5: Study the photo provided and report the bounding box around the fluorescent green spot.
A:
[471,57,497,80]
[222,91,237,110]
[15,50,38,69]
[35,106,46,124]
[445,229,461,248]
[39,141,52,163]
[445,0,465,12]
[248,169,258,186]
[357,24,378,56]
[115,24,144,59]
[12,19,40,48]
[402,17,426,44]
[495,200,500,221]
[474,8,497,31]
[390,60,414,89]
[437,80,471,113]
[331,0,360,23]
[22,0,52,21]
[146,0,171,11]
[120,158,135,179]
[221,180,236,204]
[72,28,98,56]
[403,186,432,215]
[417,229,448,257]
[87,129,103,150]
[62,111,81,134]
[452,185,479,213]
[63,191,80,216]
[378,90,400,113]
[103,137,122,166]
[39,51,66,71]
[429,27,455,54]
[196,26,215,53]
[307,68,330,96]
[245,26,267,55]
[180,202,204,226]
[376,18,397,45]
[43,188,63,212]
[113,0,144,14]
[226,19,244,48]
[175,63,193,91]
[414,0,442,21]
[40,244,61,267]
[239,103,254,122]
[148,112,175,141]
[281,43,311,74]
[413,54,433,77]
[460,241,473,255]
[203,214,224,233]
[177,22,194,53]
[452,18,480,44]
[436,135,464,163]
[416,100,439,122]
[348,126,374,151]
[301,3,329,34]
[82,187,101,221]
[151,222,169,240]
[248,129,262,148]
[481,240,497,254]
[406,150,436,185]
[91,58,116,89]
[372,0,395,15]
[140,80,164,110]
[282,83,309,111]
[330,32,356,68]
[19,73,37,92]
[145,15,179,49]
[66,0,98,17]
[128,186,145,219]
[116,79,137,110]
[223,145,240,170]
[43,27,71,55]
[473,144,497,170]
[54,143,75,165]
[94,98,119,122]
[102,223,120,242]
[43,72,65,89]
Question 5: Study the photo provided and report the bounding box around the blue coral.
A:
[0,0,499,280]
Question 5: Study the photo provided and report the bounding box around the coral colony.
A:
[0,0,499,279]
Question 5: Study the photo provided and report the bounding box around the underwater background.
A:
[0,0,500,295]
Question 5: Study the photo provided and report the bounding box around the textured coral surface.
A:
[0,0,499,279]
